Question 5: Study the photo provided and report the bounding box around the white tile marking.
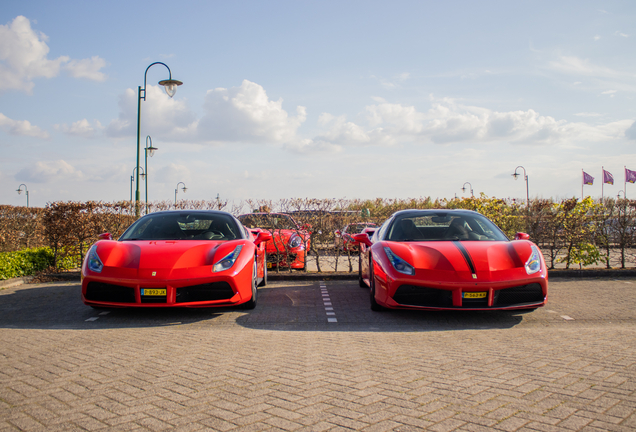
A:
[85,317,99,322]
[327,318,338,323]
[326,312,336,316]
[324,302,332,306]
[325,307,333,311]
[322,282,337,323]
[99,311,110,316]
[561,315,575,321]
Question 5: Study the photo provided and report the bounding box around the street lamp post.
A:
[135,62,183,217]
[16,184,28,207]
[461,182,474,197]
[512,166,530,206]
[618,190,625,199]
[130,167,145,203]
[175,182,187,207]
[144,135,158,214]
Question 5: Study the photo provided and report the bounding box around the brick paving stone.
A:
[2,279,636,431]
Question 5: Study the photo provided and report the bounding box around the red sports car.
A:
[238,213,311,270]
[81,210,271,309]
[354,209,548,311]
[334,222,377,252]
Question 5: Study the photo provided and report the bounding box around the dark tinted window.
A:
[120,213,240,241]
[386,212,507,242]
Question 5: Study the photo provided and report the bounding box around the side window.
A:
[376,217,393,241]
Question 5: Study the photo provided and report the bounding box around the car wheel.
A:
[259,252,268,287]
[358,252,367,288]
[242,259,258,309]
[369,257,383,312]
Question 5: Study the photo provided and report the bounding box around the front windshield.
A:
[386,212,508,242]
[120,212,240,241]
[238,214,297,230]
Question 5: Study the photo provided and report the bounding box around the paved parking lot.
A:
[1,278,636,431]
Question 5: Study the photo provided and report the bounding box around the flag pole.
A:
[602,166,604,203]
[625,166,628,200]
[581,169,584,201]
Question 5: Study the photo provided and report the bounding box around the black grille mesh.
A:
[175,282,235,303]
[85,282,135,303]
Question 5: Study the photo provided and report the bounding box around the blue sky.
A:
[1,0,636,207]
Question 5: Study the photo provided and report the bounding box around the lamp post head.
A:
[147,145,158,157]
[182,186,187,193]
[461,186,466,193]
[512,172,520,181]
[16,188,22,195]
[158,79,183,98]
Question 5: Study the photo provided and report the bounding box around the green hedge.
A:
[0,247,78,280]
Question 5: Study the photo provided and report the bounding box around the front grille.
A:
[175,282,235,303]
[85,282,136,303]
[393,285,453,307]
[494,283,544,307]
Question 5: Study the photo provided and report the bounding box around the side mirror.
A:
[334,230,341,237]
[98,233,113,241]
[514,232,530,241]
[254,231,272,246]
[352,233,373,247]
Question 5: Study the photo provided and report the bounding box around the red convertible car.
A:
[237,213,310,270]
[81,210,271,309]
[334,222,377,252]
[354,209,547,311]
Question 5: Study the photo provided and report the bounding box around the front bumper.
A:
[81,274,249,308]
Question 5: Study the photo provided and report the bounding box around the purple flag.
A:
[626,168,636,184]
[603,169,614,185]
[583,171,594,185]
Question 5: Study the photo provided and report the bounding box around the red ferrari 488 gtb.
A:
[81,210,271,309]
[354,209,548,311]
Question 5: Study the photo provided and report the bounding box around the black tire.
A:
[358,252,367,288]
[369,257,383,311]
[259,252,268,287]
[242,259,258,309]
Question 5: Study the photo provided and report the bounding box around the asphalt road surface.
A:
[1,278,635,431]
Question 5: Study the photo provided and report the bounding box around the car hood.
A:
[382,240,543,282]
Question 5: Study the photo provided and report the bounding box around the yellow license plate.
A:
[267,262,272,269]
[463,292,487,299]
[141,289,166,296]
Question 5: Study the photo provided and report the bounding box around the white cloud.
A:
[106,85,196,138]
[64,56,107,81]
[197,80,306,143]
[15,160,83,183]
[614,31,629,38]
[574,112,603,117]
[55,119,103,138]
[155,163,192,186]
[0,15,107,93]
[626,121,636,140]
[0,113,49,138]
[295,97,635,152]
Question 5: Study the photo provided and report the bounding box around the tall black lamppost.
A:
[461,182,474,197]
[16,184,28,207]
[135,62,182,217]
[144,135,158,214]
[512,166,530,206]
[130,167,145,202]
[175,182,187,207]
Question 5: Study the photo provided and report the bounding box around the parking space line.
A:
[85,317,99,322]
[321,282,337,323]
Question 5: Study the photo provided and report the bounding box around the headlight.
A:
[525,245,541,275]
[87,245,103,273]
[384,247,415,275]
[213,245,243,272]
[289,234,302,248]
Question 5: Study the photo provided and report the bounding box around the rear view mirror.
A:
[514,232,530,240]
[352,233,373,247]
[254,231,272,246]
